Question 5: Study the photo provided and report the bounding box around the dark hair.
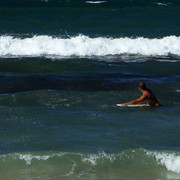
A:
[139,82,146,90]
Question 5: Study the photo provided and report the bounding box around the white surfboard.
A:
[116,104,150,107]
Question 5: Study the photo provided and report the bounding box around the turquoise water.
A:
[0,0,180,179]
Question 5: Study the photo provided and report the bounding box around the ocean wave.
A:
[155,2,169,6]
[146,150,180,174]
[86,1,107,4]
[0,149,180,179]
[1,35,180,58]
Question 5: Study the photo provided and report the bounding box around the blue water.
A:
[0,0,180,179]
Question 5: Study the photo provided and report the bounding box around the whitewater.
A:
[1,35,180,57]
[1,149,180,180]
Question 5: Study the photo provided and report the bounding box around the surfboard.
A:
[116,104,150,107]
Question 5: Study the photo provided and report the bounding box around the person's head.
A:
[138,82,147,90]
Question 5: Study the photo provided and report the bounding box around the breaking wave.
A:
[1,35,180,58]
[0,149,180,179]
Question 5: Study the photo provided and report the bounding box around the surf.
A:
[1,35,180,58]
[0,149,180,180]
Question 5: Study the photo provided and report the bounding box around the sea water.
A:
[0,0,180,179]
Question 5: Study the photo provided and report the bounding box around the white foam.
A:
[17,154,50,165]
[86,1,106,4]
[15,152,66,165]
[146,151,180,174]
[1,35,180,57]
[81,151,115,165]
[155,3,168,6]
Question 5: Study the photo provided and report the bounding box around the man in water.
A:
[120,82,161,107]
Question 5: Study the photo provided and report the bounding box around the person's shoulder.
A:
[145,89,152,93]
[143,90,151,96]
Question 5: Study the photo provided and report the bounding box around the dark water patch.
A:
[0,73,179,93]
[0,57,180,74]
[0,0,178,8]
[1,1,180,37]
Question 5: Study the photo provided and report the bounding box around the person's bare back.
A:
[142,89,160,107]
[120,82,161,107]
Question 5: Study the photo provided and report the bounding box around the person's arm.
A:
[120,94,147,107]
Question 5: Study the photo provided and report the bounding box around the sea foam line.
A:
[14,152,67,165]
[0,35,180,57]
[155,2,169,6]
